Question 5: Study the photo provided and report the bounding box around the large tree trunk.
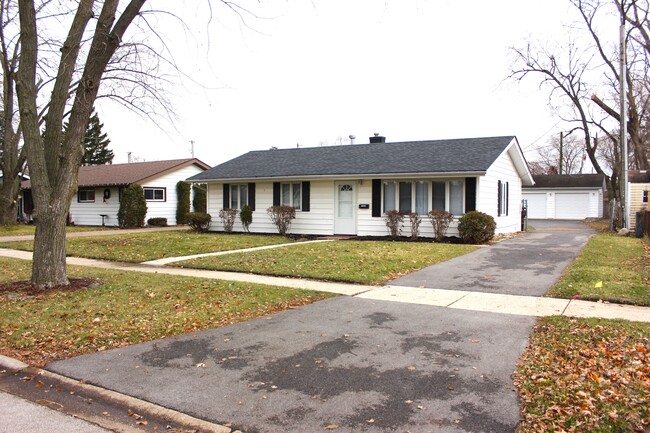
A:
[31,200,69,287]
[0,177,20,225]
[15,0,146,288]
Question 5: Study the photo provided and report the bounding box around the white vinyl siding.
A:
[68,164,206,226]
[207,180,333,235]
[629,182,650,229]
[479,143,523,234]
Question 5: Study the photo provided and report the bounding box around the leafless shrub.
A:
[266,205,296,236]
[428,210,454,242]
[384,210,404,239]
[219,208,238,233]
[408,212,422,240]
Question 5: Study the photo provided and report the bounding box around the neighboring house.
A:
[522,174,606,220]
[628,170,650,230]
[21,158,210,226]
[187,135,533,237]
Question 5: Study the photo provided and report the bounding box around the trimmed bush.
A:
[117,184,147,228]
[407,212,422,240]
[267,205,296,236]
[192,183,207,213]
[187,212,212,232]
[384,210,404,239]
[240,204,253,232]
[219,208,238,233]
[428,210,454,242]
[176,181,191,224]
[458,211,496,244]
[147,217,168,227]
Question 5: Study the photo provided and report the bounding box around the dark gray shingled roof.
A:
[525,174,606,189]
[189,136,516,181]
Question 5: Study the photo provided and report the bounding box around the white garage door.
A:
[523,193,547,219]
[555,193,590,219]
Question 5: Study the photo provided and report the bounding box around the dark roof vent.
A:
[369,133,386,143]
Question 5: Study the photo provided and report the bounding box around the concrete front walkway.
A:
[0,246,648,322]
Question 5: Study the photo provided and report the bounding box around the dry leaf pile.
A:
[515,317,649,432]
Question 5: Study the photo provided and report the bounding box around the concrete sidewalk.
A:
[0,247,648,322]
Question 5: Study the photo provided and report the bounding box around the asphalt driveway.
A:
[48,297,534,433]
[46,220,591,433]
[390,219,595,296]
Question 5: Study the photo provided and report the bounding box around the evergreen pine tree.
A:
[81,111,114,165]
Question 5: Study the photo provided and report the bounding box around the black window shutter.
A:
[371,179,381,217]
[273,182,281,206]
[465,177,476,213]
[497,180,502,217]
[248,183,256,211]
[506,182,509,216]
[301,181,310,212]
[223,184,230,209]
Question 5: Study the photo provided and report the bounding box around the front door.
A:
[334,182,356,235]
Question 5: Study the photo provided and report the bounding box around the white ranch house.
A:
[188,136,534,237]
[22,158,209,226]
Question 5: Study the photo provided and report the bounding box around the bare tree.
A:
[15,0,147,288]
[532,133,587,175]
[0,0,26,225]
[509,0,650,228]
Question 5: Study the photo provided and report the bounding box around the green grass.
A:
[0,225,112,236]
[0,231,293,262]
[516,317,650,432]
[174,240,477,285]
[546,233,650,306]
[0,257,334,367]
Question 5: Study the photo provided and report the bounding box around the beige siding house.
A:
[628,170,650,230]
[190,136,533,237]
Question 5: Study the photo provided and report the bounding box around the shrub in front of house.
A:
[147,217,168,227]
[428,210,454,242]
[458,211,496,244]
[192,183,207,213]
[240,204,253,232]
[384,210,404,239]
[176,181,191,224]
[408,212,421,240]
[219,208,238,233]
[266,205,296,236]
[187,212,212,232]
[117,184,147,228]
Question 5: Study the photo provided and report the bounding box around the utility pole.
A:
[620,17,628,228]
[559,131,563,175]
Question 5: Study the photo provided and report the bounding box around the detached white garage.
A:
[523,174,606,220]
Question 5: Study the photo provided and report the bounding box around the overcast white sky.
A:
[97,0,576,166]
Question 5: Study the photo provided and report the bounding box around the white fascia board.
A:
[191,171,487,183]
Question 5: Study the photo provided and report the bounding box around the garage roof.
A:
[525,174,606,189]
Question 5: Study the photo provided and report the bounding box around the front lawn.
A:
[516,316,649,432]
[0,231,293,262]
[0,224,110,237]
[546,233,650,306]
[0,257,333,367]
[174,240,478,285]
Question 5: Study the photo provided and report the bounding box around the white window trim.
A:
[384,179,464,215]
[229,184,249,210]
[281,182,302,210]
[144,187,166,202]
[78,188,95,203]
